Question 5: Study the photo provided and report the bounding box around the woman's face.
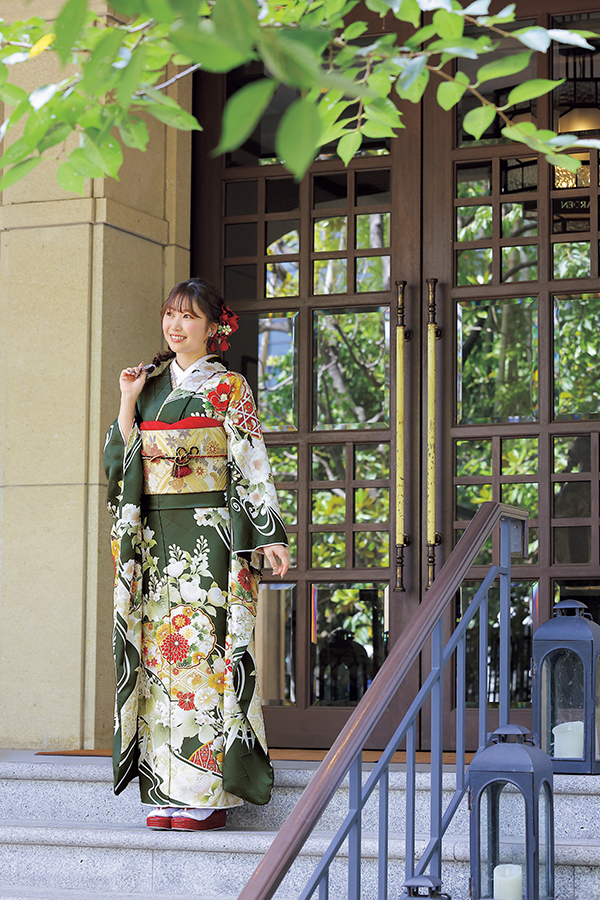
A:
[162,300,214,363]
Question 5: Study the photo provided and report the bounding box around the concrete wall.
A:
[0,2,193,748]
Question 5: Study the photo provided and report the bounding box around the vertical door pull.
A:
[426,278,443,589]
[395,280,411,592]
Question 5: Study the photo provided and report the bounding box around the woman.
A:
[104,278,289,832]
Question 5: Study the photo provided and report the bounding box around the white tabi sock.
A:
[172,808,218,822]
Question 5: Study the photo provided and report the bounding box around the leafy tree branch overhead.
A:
[0,0,598,191]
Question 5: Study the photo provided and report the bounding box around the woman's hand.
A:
[260,544,290,578]
[118,362,147,440]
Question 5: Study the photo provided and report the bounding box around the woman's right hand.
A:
[119,362,148,401]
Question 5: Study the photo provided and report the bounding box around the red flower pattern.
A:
[177,691,195,710]
[207,382,233,412]
[160,633,189,663]
[172,614,191,629]
[237,568,253,592]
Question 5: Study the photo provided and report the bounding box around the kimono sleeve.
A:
[223,374,288,554]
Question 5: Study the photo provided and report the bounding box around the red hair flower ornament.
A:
[208,305,239,353]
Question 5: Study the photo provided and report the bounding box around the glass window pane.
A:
[311,533,345,568]
[554,435,591,473]
[456,205,492,241]
[355,170,390,206]
[354,532,389,567]
[553,241,591,279]
[266,261,299,297]
[554,526,591,564]
[354,443,389,480]
[457,162,491,198]
[554,159,591,189]
[314,216,347,251]
[224,264,257,302]
[512,527,539,565]
[314,173,347,209]
[266,220,299,255]
[456,248,492,286]
[501,482,538,518]
[266,178,299,213]
[500,157,537,193]
[312,445,346,480]
[553,197,590,234]
[502,202,537,238]
[502,438,538,474]
[554,481,591,518]
[312,489,346,524]
[554,293,600,420]
[456,439,492,477]
[554,9,600,134]
[278,488,297,525]
[314,307,390,431]
[287,533,297,567]
[256,583,296,706]
[456,528,493,565]
[356,213,390,249]
[225,222,257,258]
[456,484,493,520]
[354,487,389,523]
[225,68,297,166]
[310,582,387,705]
[269,446,298,481]
[356,256,391,293]
[501,245,538,282]
[314,259,347,294]
[225,180,257,215]
[457,296,538,424]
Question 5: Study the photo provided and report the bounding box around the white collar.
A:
[171,355,226,390]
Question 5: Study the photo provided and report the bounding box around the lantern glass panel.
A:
[596,651,600,761]
[539,781,552,899]
[479,782,526,899]
[541,649,585,758]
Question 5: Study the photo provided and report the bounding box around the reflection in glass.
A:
[501,244,538,282]
[461,580,535,707]
[502,202,537,238]
[226,65,297,166]
[554,526,591,564]
[501,482,538,517]
[354,487,389,523]
[312,445,346,480]
[456,483,493,520]
[256,583,296,706]
[225,222,257,258]
[553,197,590,233]
[554,481,591,518]
[554,160,591,189]
[354,532,389,567]
[266,220,299,255]
[456,439,492,476]
[277,489,297,525]
[314,258,347,294]
[553,241,591,278]
[266,261,299,297]
[312,489,346,524]
[355,443,389,480]
[512,527,539,565]
[356,256,391,292]
[456,247,492,286]
[554,9,600,135]
[287,533,297,566]
[457,162,492,198]
[500,157,537,193]
[269,446,298,481]
[554,293,600,420]
[225,180,258,215]
[456,528,493,565]
[355,170,390,205]
[224,264,257,302]
[456,205,492,241]
[356,213,390,249]
[502,438,538,474]
[313,307,390,431]
[554,435,591,473]
[311,582,387,705]
[257,311,297,432]
[314,173,347,209]
[313,216,347,251]
[457,296,538,424]
[311,532,345,568]
[266,178,299,213]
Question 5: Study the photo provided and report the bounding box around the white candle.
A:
[493,863,522,900]
[553,720,584,758]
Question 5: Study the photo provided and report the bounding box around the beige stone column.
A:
[0,9,192,748]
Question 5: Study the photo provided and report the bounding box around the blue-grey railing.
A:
[239,502,529,900]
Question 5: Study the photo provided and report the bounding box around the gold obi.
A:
[140,425,227,495]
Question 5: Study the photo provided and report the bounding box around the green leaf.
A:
[79,131,106,171]
[364,95,402,128]
[368,72,392,96]
[342,21,368,41]
[433,8,464,40]
[545,152,580,172]
[97,134,123,179]
[404,23,438,47]
[366,0,393,15]
[69,147,104,177]
[58,91,88,127]
[169,21,252,72]
[546,28,595,51]
[275,97,322,179]
[144,101,201,131]
[38,123,73,153]
[396,55,426,91]
[55,0,89,64]
[437,75,468,111]
[360,120,396,138]
[0,134,36,168]
[0,156,42,190]
[476,50,531,85]
[396,68,429,103]
[116,45,147,110]
[212,0,258,56]
[57,160,85,194]
[506,79,563,107]
[82,28,124,95]
[395,0,421,27]
[512,27,551,53]
[118,116,149,150]
[0,82,27,106]
[337,131,362,164]
[213,78,276,156]
[462,104,496,140]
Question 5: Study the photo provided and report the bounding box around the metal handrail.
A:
[239,501,529,900]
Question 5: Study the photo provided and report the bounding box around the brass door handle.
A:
[426,278,443,589]
[395,280,411,591]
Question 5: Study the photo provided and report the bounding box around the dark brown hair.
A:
[150,278,225,369]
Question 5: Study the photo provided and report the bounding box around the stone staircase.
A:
[0,750,600,899]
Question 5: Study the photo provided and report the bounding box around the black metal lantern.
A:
[468,725,554,900]
[532,599,600,774]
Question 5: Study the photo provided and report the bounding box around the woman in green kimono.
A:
[104,278,288,831]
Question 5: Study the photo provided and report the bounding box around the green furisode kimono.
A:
[103,355,287,808]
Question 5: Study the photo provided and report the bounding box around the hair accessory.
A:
[208,305,239,353]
